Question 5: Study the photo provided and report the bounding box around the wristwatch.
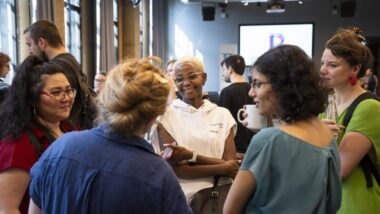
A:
[188,151,198,163]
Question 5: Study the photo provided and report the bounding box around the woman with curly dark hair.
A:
[0,56,78,214]
[224,45,341,213]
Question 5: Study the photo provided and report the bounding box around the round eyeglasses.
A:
[251,81,270,89]
[41,88,77,101]
[174,72,203,84]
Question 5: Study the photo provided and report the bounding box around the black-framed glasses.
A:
[41,88,77,101]
[251,81,270,89]
[174,72,203,84]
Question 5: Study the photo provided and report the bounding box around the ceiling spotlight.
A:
[298,0,304,4]
[267,1,285,13]
[242,2,249,6]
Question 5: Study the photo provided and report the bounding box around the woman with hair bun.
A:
[28,57,189,214]
[321,28,380,213]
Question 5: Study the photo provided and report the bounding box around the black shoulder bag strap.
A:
[25,124,57,157]
[343,92,380,188]
[25,128,43,157]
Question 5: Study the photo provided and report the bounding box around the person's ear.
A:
[229,67,236,75]
[349,64,361,78]
[38,38,47,49]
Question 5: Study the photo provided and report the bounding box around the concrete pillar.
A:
[17,0,31,62]
[142,0,150,57]
[119,0,140,60]
[54,0,65,46]
[81,0,97,87]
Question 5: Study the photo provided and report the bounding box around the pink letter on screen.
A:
[269,34,284,49]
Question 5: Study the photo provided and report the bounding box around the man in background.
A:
[24,20,96,129]
[219,55,254,154]
[94,72,107,94]
[365,68,378,95]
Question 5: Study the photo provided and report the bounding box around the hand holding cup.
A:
[237,104,267,131]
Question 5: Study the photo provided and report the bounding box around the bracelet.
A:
[188,151,197,163]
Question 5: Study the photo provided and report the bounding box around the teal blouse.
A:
[241,128,341,213]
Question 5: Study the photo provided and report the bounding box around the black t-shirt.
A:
[219,82,254,153]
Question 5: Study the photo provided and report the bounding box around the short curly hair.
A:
[253,45,327,122]
[174,56,205,75]
[325,27,373,78]
[97,57,170,136]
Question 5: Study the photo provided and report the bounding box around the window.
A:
[96,0,118,73]
[64,0,81,63]
[0,0,17,83]
[31,0,37,23]
[139,6,143,57]
[113,0,118,62]
[96,0,100,72]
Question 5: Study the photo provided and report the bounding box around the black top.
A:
[219,82,254,153]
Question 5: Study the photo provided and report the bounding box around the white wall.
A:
[166,0,380,91]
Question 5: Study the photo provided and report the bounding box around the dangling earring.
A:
[33,107,37,117]
[350,74,357,86]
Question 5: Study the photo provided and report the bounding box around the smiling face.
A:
[320,48,358,89]
[249,68,278,116]
[174,64,206,107]
[37,73,74,123]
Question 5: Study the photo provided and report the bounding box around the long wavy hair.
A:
[253,45,327,123]
[0,56,66,140]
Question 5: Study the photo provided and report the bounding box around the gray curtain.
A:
[0,0,11,52]
[99,0,116,72]
[152,0,167,62]
[36,0,56,21]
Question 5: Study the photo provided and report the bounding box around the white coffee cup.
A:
[237,104,267,130]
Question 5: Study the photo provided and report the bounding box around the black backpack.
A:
[343,92,380,188]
